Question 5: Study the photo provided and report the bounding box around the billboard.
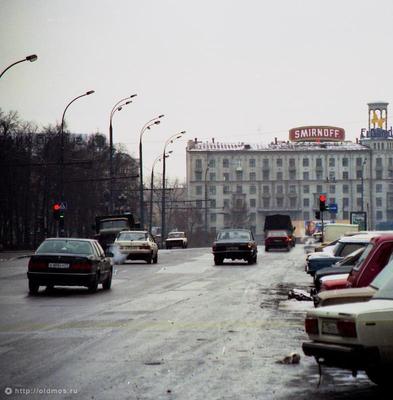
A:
[289,126,345,142]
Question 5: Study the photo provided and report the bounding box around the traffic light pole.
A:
[321,212,324,243]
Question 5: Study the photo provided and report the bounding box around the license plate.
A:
[227,246,238,251]
[322,319,338,335]
[48,262,70,269]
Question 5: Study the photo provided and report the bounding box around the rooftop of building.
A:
[187,139,369,152]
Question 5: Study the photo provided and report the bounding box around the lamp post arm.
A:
[0,54,38,79]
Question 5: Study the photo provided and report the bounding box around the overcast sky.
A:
[1,0,393,182]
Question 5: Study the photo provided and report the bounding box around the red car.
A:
[320,234,393,291]
[265,230,293,252]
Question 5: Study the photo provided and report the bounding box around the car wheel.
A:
[166,245,171,249]
[146,254,152,264]
[29,280,39,295]
[153,253,158,264]
[102,269,112,290]
[265,246,269,252]
[214,256,223,265]
[286,245,291,252]
[247,256,254,265]
[45,284,54,292]
[88,273,99,293]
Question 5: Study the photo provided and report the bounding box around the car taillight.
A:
[28,259,47,271]
[337,320,357,338]
[305,316,319,334]
[72,262,92,272]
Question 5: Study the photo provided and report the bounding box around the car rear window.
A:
[217,230,251,240]
[117,232,147,241]
[352,243,374,271]
[267,231,287,237]
[36,240,93,255]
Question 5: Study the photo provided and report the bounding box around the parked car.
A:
[320,234,393,292]
[305,234,376,276]
[27,238,112,294]
[212,229,257,265]
[314,258,393,307]
[114,230,158,264]
[165,231,188,249]
[265,230,293,252]
[303,273,393,385]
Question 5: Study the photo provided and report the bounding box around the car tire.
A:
[286,245,291,252]
[265,246,269,252]
[29,280,39,295]
[247,256,254,265]
[146,254,152,264]
[88,273,99,293]
[366,367,390,386]
[102,270,112,290]
[166,245,171,249]
[214,256,223,265]
[153,253,158,264]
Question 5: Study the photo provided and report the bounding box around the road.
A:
[0,246,386,399]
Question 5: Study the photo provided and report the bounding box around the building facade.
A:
[186,103,393,238]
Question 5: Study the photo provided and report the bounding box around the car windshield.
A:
[352,243,374,271]
[100,220,128,229]
[36,240,93,255]
[267,230,287,237]
[117,232,147,241]
[370,259,393,290]
[168,232,184,238]
[217,230,251,240]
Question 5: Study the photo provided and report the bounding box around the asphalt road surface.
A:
[0,246,387,399]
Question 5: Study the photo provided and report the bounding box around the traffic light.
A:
[52,203,61,220]
[319,194,327,212]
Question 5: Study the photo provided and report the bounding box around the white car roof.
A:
[338,233,379,243]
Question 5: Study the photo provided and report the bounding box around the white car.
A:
[303,274,393,385]
[165,231,188,249]
[114,230,158,264]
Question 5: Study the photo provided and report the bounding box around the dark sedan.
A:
[265,230,292,252]
[212,229,257,265]
[27,238,113,295]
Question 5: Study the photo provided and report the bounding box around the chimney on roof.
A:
[194,138,198,143]
[212,137,215,143]
[356,138,359,144]
[274,137,278,144]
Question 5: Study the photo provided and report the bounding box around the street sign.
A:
[328,203,338,213]
[60,202,67,210]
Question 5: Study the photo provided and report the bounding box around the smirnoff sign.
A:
[289,126,345,142]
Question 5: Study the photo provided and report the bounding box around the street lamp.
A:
[59,89,95,236]
[139,115,164,228]
[0,54,38,79]
[109,94,137,212]
[149,151,173,233]
[161,131,186,247]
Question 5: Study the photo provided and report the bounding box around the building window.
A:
[289,185,296,193]
[303,185,309,194]
[376,184,383,193]
[223,159,229,168]
[343,197,349,208]
[289,197,296,208]
[343,184,349,194]
[236,199,243,208]
[262,185,269,193]
[250,198,256,208]
[356,157,363,166]
[263,159,269,168]
[210,213,216,222]
[196,186,202,195]
[223,173,229,181]
[376,170,383,179]
[289,171,296,180]
[356,170,362,179]
[343,211,349,219]
[376,211,383,220]
[195,171,202,181]
[329,185,335,194]
[208,159,216,168]
[196,200,202,208]
[342,171,349,180]
[329,158,335,167]
[329,171,335,181]
[263,198,270,208]
[356,198,362,208]
[223,199,230,208]
[317,185,323,193]
[209,186,216,195]
[316,158,322,167]
[277,158,283,167]
[210,199,216,208]
[356,184,362,193]
[303,211,310,220]
[209,172,216,181]
[195,159,202,169]
[250,185,256,194]
[277,185,283,194]
[236,185,242,194]
[303,158,309,167]
[263,170,269,180]
[376,157,383,167]
[289,158,296,167]
[316,171,323,180]
[277,172,283,181]
[236,170,243,180]
[276,198,283,207]
[303,198,310,207]
[376,198,382,207]
[249,172,256,181]
[342,158,348,167]
[249,158,256,168]
[303,171,309,180]
[223,185,230,194]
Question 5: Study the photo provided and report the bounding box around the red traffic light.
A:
[53,203,61,211]
[319,194,326,202]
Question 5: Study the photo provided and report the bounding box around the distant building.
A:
[186,102,393,238]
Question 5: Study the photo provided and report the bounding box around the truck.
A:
[264,214,296,247]
[93,213,138,251]
[322,223,359,243]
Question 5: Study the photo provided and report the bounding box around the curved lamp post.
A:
[109,94,137,212]
[0,54,38,79]
[149,150,173,233]
[59,89,95,235]
[161,131,186,247]
[139,114,164,228]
